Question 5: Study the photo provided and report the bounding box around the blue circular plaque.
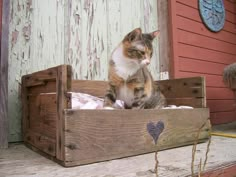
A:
[199,0,225,32]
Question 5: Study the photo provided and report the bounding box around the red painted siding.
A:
[168,0,236,124]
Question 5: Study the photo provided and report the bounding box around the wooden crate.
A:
[21,65,210,167]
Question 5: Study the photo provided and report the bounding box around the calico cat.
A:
[104,28,166,109]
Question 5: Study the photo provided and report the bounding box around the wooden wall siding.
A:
[0,0,10,148]
[8,0,66,142]
[66,0,160,80]
[158,0,170,75]
[8,0,161,142]
[168,0,236,124]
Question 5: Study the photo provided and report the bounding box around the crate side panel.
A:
[157,77,205,98]
[27,94,56,139]
[28,81,56,95]
[157,77,206,107]
[25,130,56,156]
[64,109,210,166]
[165,98,205,108]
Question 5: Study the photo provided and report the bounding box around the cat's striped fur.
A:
[104,28,166,109]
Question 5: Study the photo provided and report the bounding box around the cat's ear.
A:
[124,28,142,42]
[150,30,160,40]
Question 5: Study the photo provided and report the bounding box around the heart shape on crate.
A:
[147,121,165,145]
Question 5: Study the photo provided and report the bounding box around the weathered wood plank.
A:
[106,0,122,61]
[39,94,57,127]
[0,0,10,148]
[38,94,57,134]
[9,0,66,142]
[165,98,205,108]
[25,130,56,157]
[157,77,205,99]
[8,0,34,142]
[66,0,161,80]
[64,109,210,166]
[158,0,170,74]
[27,81,56,95]
[178,72,226,88]
[141,0,160,80]
[66,0,109,80]
[31,0,65,69]
[71,80,108,97]
[23,68,58,87]
[27,95,56,139]
[65,0,83,79]
[22,76,30,143]
[71,77,206,108]
[56,65,72,161]
[71,77,206,107]
[1,137,236,176]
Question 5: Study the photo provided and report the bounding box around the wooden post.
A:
[56,65,72,161]
[0,0,10,148]
[157,0,170,76]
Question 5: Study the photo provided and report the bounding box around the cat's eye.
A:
[140,51,145,55]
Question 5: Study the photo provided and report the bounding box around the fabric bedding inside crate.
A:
[39,92,194,109]
[71,92,124,109]
[70,92,193,109]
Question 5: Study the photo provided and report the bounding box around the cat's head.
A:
[122,28,160,66]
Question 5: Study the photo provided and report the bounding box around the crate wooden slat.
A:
[28,81,56,95]
[157,77,206,108]
[23,66,58,87]
[72,80,108,98]
[25,94,57,141]
[25,130,56,156]
[63,109,209,166]
[71,77,206,108]
[21,65,210,167]
[55,65,72,161]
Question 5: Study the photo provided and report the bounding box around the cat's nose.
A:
[141,59,150,66]
[145,60,150,65]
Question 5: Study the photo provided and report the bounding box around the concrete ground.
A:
[0,123,236,177]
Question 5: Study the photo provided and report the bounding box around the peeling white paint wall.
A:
[9,0,66,141]
[66,0,160,80]
[8,0,160,142]
[9,0,33,142]
[31,0,65,70]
